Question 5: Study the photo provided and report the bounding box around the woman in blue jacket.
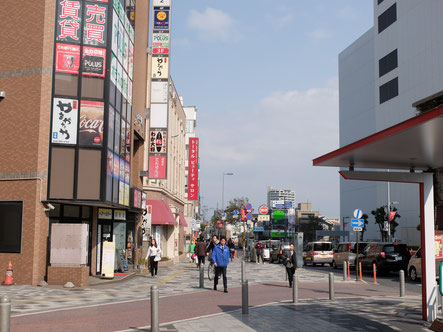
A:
[212,236,230,293]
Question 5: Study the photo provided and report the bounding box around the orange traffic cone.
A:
[1,261,16,286]
[234,251,237,258]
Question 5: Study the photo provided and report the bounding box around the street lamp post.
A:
[222,172,234,237]
[342,216,350,242]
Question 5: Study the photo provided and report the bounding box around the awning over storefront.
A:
[179,211,188,227]
[313,106,443,170]
[147,200,177,226]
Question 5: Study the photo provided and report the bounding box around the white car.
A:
[407,248,442,281]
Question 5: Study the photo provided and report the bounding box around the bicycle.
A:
[207,257,215,280]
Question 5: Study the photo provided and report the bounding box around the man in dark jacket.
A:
[206,235,218,259]
[283,243,297,288]
[212,236,230,293]
[195,235,207,268]
[255,240,264,264]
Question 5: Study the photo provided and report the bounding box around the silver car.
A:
[407,248,442,281]
[332,242,369,269]
[304,241,333,266]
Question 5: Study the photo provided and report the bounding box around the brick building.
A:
[0,0,150,285]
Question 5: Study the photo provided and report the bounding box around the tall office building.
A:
[339,0,443,244]
[267,186,296,209]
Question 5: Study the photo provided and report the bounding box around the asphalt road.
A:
[298,262,422,294]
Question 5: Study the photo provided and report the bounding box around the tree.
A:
[360,214,369,241]
[371,206,401,241]
[298,216,326,243]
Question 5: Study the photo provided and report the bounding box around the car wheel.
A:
[409,267,418,282]
[332,261,337,269]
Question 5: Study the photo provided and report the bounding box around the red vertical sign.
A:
[188,138,199,201]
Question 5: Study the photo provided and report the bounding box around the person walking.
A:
[227,238,235,261]
[189,240,196,263]
[212,236,230,293]
[255,240,264,264]
[146,239,162,278]
[195,235,207,268]
[206,235,218,258]
[283,243,297,287]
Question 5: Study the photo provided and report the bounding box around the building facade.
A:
[0,0,150,285]
[266,186,296,209]
[339,0,443,244]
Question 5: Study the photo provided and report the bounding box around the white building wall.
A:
[339,0,443,244]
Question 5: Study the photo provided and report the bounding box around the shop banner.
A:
[56,0,82,44]
[101,241,115,278]
[114,209,126,220]
[98,208,112,219]
[110,53,117,85]
[151,81,168,103]
[55,43,80,74]
[153,10,169,30]
[118,20,124,62]
[188,137,199,200]
[128,41,134,79]
[107,150,113,176]
[113,0,124,20]
[123,30,129,72]
[119,181,125,205]
[149,130,167,154]
[111,10,119,55]
[151,55,169,79]
[113,154,120,179]
[83,2,108,47]
[150,104,168,128]
[52,98,78,145]
[79,100,104,146]
[148,155,166,179]
[82,46,106,77]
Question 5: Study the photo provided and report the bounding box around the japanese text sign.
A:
[188,138,199,201]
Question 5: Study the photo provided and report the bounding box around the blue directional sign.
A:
[351,219,364,228]
[233,210,239,215]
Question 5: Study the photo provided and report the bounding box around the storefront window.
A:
[64,205,80,218]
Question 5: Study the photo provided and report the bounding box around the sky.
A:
[168,0,374,219]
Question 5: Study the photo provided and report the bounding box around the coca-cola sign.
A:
[79,100,104,146]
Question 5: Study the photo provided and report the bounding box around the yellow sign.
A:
[156,11,167,21]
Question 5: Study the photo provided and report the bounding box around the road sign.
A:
[259,205,269,215]
[351,219,364,228]
[246,213,253,220]
[258,215,270,222]
[241,208,246,221]
[233,210,239,215]
[353,227,363,232]
[353,209,363,219]
[246,203,252,212]
[233,214,239,219]
[222,213,226,221]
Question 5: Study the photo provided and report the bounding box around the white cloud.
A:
[187,8,236,42]
[199,78,340,217]
[308,28,333,40]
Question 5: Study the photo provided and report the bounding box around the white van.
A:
[304,241,333,266]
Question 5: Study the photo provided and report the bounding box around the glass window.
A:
[108,106,115,150]
[116,91,122,113]
[314,243,332,251]
[379,77,398,104]
[114,112,121,154]
[54,74,78,96]
[0,202,23,253]
[81,77,104,99]
[378,3,397,34]
[379,49,398,77]
[109,81,116,106]
[82,206,91,218]
[64,205,80,217]
[49,203,61,218]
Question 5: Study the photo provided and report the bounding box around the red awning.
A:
[313,106,443,170]
[179,211,188,227]
[147,200,177,226]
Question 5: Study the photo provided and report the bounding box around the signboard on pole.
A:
[259,205,269,215]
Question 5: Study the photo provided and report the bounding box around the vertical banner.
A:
[148,0,171,179]
[188,138,199,200]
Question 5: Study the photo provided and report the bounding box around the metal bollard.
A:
[329,272,334,301]
[199,264,204,288]
[242,280,249,315]
[343,261,347,281]
[151,286,159,332]
[292,275,299,304]
[399,270,405,297]
[0,296,11,332]
[241,260,246,283]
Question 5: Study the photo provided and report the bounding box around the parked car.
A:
[269,241,291,264]
[407,248,443,281]
[360,242,410,274]
[262,240,280,261]
[332,242,369,269]
[303,241,333,266]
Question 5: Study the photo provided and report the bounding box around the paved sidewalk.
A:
[2,259,339,316]
[124,296,428,332]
